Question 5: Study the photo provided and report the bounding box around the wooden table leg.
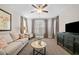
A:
[33,47,46,55]
[33,48,35,55]
[44,47,46,55]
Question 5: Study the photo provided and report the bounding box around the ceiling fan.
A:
[31,4,48,13]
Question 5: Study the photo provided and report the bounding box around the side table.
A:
[31,40,47,55]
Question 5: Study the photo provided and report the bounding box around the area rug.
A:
[18,38,70,55]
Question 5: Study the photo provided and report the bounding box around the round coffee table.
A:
[31,40,47,55]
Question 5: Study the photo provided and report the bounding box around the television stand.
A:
[57,32,79,54]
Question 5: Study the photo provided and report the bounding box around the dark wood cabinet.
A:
[57,32,79,54]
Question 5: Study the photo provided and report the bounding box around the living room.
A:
[0,4,79,55]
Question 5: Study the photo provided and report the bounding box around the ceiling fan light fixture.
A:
[37,8,42,13]
[31,4,48,13]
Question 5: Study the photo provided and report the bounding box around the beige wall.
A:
[0,5,21,33]
[27,4,79,33]
[0,4,79,34]
[59,5,79,32]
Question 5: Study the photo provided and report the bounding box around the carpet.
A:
[18,38,70,55]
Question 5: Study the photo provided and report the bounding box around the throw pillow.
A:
[10,31,20,40]
[19,34,29,39]
[0,39,8,49]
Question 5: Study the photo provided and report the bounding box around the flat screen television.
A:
[65,21,79,33]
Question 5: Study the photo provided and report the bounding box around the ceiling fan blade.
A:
[37,4,43,8]
[32,4,38,9]
[42,10,48,13]
[42,4,48,9]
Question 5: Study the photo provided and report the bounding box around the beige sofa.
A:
[0,33,29,55]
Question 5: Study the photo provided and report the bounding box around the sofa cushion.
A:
[16,38,28,44]
[0,39,8,48]
[0,49,6,55]
[4,42,23,55]
[10,31,19,40]
[0,33,13,44]
[19,34,29,39]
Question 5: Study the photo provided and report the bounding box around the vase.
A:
[38,40,42,46]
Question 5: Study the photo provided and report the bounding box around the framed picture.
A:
[0,9,11,31]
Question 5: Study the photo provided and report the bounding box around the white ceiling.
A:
[0,4,79,18]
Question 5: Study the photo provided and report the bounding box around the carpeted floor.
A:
[18,38,70,55]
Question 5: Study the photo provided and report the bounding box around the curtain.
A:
[32,19,35,37]
[20,16,23,34]
[56,16,59,33]
[44,19,48,38]
[55,16,59,39]
[51,18,54,38]
[51,16,59,39]
[20,16,28,34]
